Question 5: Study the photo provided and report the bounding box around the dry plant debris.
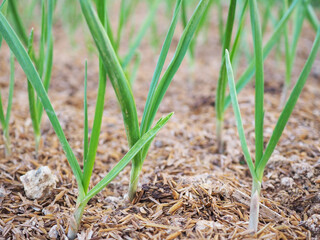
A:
[0,2,319,240]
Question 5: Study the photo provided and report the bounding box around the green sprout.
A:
[0,8,173,239]
[0,0,14,157]
[8,0,54,153]
[79,0,210,203]
[281,0,305,107]
[224,0,320,232]
[216,0,300,152]
[215,0,238,153]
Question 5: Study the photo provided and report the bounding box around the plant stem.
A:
[248,178,261,232]
[67,199,87,240]
[3,130,11,157]
[216,118,224,153]
[128,163,141,201]
[280,82,289,108]
[215,0,237,153]
[33,132,40,152]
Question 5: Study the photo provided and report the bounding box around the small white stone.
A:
[292,162,313,178]
[304,214,320,234]
[20,166,57,199]
[48,225,59,239]
[281,177,294,187]
[196,220,223,232]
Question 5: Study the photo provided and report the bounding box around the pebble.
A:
[280,177,294,188]
[303,214,320,234]
[292,162,313,179]
[20,166,57,199]
[308,204,320,215]
[48,225,59,239]
[196,220,223,232]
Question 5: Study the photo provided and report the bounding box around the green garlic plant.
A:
[8,0,54,152]
[225,0,320,232]
[0,0,14,157]
[216,0,301,152]
[0,8,173,240]
[80,0,210,204]
[281,0,305,107]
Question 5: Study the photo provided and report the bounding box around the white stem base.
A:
[248,180,261,232]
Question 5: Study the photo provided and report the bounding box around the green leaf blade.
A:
[225,50,256,180]
[83,113,174,203]
[256,27,320,180]
[249,0,264,164]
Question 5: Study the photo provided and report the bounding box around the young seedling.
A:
[0,52,14,157]
[305,1,319,31]
[102,0,161,83]
[215,0,237,153]
[0,9,173,239]
[215,0,302,153]
[261,0,276,36]
[280,0,305,107]
[220,0,300,127]
[80,0,210,202]
[22,0,54,152]
[225,0,320,232]
[180,0,214,81]
[0,0,14,157]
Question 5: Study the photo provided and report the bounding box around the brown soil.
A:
[0,3,320,240]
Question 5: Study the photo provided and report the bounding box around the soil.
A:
[0,2,320,240]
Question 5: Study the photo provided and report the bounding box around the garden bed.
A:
[0,2,320,239]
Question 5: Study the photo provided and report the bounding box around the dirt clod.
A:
[292,162,314,179]
[302,214,320,234]
[20,166,57,199]
[280,177,294,187]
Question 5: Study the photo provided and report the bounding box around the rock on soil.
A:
[48,225,59,239]
[303,214,320,235]
[20,166,58,199]
[292,162,314,178]
[280,177,294,187]
[195,220,223,232]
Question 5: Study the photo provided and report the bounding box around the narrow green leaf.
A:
[6,51,14,128]
[27,29,40,147]
[141,0,210,136]
[261,0,275,35]
[225,50,256,179]
[82,0,108,193]
[37,0,54,123]
[122,0,161,68]
[223,0,299,111]
[217,0,224,44]
[189,0,213,57]
[83,60,88,163]
[305,1,319,31]
[290,2,305,66]
[0,0,8,48]
[80,0,140,152]
[38,0,46,77]
[230,0,248,62]
[0,11,84,196]
[105,9,116,49]
[140,0,182,136]
[283,0,291,86]
[249,0,264,164]
[0,90,5,130]
[129,53,141,86]
[216,0,237,123]
[82,113,174,204]
[115,0,126,51]
[8,0,28,46]
[256,27,320,180]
